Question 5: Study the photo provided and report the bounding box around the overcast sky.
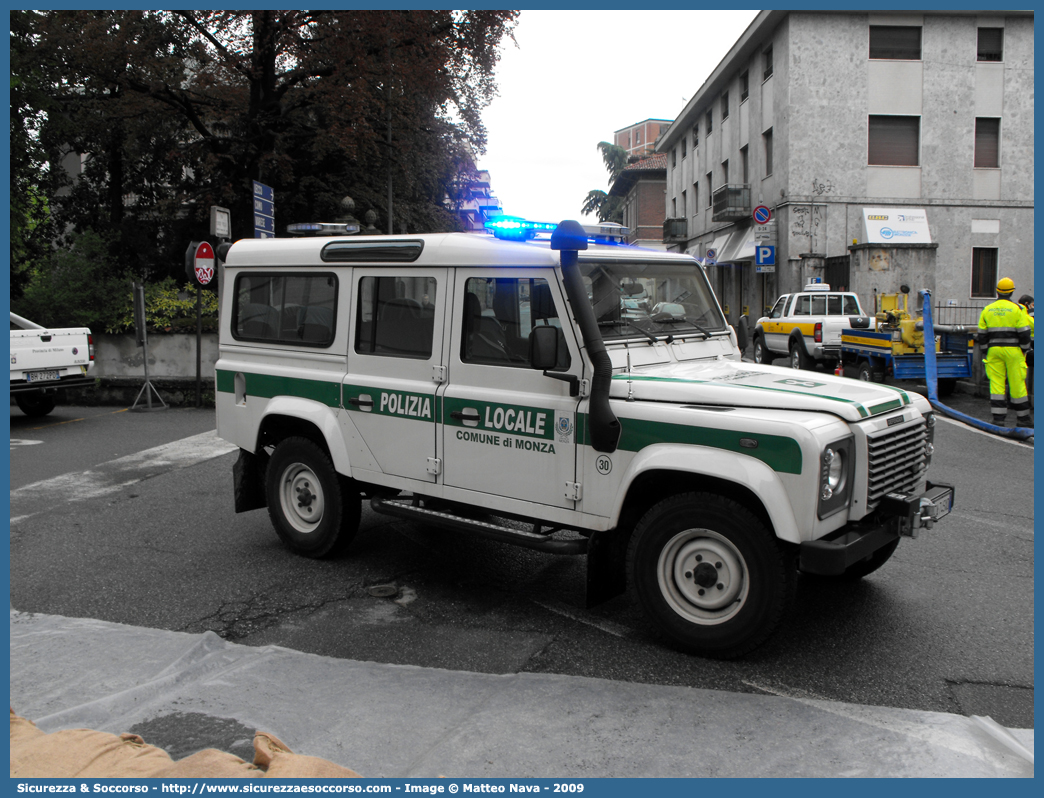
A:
[478,9,760,226]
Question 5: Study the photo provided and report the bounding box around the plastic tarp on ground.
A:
[9,611,1034,778]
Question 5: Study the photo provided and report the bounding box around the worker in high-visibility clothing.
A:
[978,277,1033,426]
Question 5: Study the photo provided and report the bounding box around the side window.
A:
[827,295,843,315]
[843,295,861,315]
[770,296,787,319]
[232,272,337,346]
[793,296,811,316]
[355,275,436,359]
[461,276,570,370]
[810,295,827,316]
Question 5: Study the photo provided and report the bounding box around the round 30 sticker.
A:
[595,455,612,475]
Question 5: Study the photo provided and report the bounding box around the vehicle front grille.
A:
[866,418,928,509]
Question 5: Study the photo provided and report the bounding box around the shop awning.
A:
[718,227,757,262]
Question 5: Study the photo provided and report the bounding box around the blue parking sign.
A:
[755,245,775,266]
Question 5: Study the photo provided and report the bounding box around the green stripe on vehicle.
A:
[580,412,802,475]
[343,383,436,421]
[867,397,903,415]
[215,369,340,406]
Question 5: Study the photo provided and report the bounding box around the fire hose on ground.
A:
[920,289,1034,441]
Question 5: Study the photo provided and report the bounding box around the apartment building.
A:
[608,154,668,248]
[656,10,1034,325]
[615,119,673,159]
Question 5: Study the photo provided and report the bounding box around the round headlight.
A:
[825,448,845,490]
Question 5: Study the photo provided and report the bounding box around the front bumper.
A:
[799,481,954,575]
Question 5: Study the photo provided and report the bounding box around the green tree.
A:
[581,141,628,223]
[12,10,519,308]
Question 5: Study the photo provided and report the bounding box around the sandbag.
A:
[253,731,362,778]
[151,748,264,778]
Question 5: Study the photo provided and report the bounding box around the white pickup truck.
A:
[10,312,96,416]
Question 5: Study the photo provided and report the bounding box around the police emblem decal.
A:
[556,413,573,442]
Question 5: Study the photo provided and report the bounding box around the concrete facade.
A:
[657,10,1034,325]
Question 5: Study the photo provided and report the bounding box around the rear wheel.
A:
[265,437,359,558]
[857,360,883,383]
[789,341,811,370]
[15,393,56,417]
[627,493,795,659]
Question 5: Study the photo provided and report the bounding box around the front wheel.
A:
[752,336,768,364]
[627,493,795,659]
[265,437,359,558]
[15,393,56,417]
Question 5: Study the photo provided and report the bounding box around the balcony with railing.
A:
[711,184,751,222]
[662,217,687,242]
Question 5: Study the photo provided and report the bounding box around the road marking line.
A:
[10,430,238,525]
[531,598,635,639]
[937,415,1033,447]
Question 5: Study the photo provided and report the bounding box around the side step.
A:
[370,496,588,555]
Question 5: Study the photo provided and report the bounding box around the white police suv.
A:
[215,217,952,658]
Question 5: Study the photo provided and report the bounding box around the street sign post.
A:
[253,181,274,238]
[210,206,230,239]
[753,205,773,225]
[705,248,717,264]
[755,245,775,266]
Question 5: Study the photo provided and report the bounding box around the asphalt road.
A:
[8,396,1035,729]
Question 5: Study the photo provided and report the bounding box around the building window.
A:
[977,27,1003,61]
[681,190,687,219]
[706,110,713,134]
[693,124,699,149]
[971,248,998,298]
[740,71,749,101]
[868,115,920,166]
[672,197,677,217]
[682,136,687,158]
[763,128,773,176]
[672,147,677,168]
[975,118,1000,168]
[740,146,749,183]
[722,159,729,186]
[706,172,713,204]
[869,25,922,60]
[693,182,699,215]
[763,46,773,80]
[721,91,729,121]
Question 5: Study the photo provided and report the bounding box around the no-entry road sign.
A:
[193,241,215,285]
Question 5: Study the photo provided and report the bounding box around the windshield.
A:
[578,259,727,340]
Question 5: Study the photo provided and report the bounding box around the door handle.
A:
[347,395,374,408]
[450,409,479,421]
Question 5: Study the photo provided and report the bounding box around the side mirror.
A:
[529,325,559,370]
[734,315,749,350]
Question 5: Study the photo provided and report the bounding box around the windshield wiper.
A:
[598,319,659,343]
[651,315,710,339]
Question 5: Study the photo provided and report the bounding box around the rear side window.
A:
[355,275,437,359]
[810,295,827,315]
[827,295,843,315]
[233,273,337,346]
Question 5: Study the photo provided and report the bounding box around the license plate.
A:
[26,370,60,383]
[923,487,953,521]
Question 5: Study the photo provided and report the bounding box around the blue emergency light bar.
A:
[484,216,628,244]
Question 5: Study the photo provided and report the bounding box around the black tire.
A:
[752,336,769,364]
[15,393,56,417]
[626,493,795,659]
[857,361,883,383]
[937,378,957,397]
[265,437,359,558]
[805,537,900,581]
[789,340,811,370]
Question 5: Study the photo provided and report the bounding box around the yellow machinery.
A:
[873,287,937,355]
